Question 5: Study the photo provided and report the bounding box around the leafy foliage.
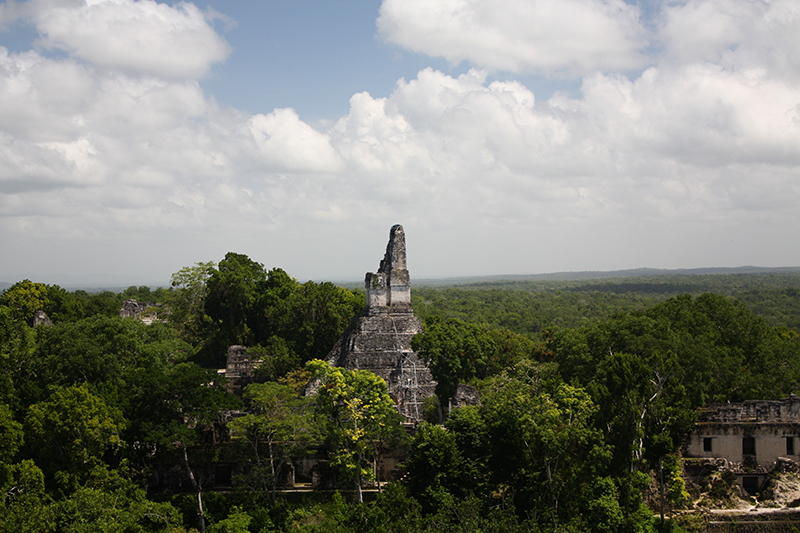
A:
[308,360,404,502]
[166,261,216,345]
[413,270,800,334]
[2,264,800,531]
[190,257,364,368]
[228,382,318,503]
[412,316,540,416]
[24,384,126,491]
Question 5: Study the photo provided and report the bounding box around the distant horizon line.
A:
[3,265,800,292]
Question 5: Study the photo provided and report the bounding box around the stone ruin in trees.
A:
[224,345,263,396]
[323,224,437,423]
[224,224,437,423]
[119,299,160,324]
[684,395,800,497]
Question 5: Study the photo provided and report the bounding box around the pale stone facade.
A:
[364,225,412,311]
[685,396,800,493]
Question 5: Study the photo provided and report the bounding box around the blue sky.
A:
[0,0,798,286]
[198,1,429,120]
[193,0,580,121]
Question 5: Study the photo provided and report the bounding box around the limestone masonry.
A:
[225,345,262,396]
[685,395,800,495]
[119,299,160,324]
[324,224,436,423]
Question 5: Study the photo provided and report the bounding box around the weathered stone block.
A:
[323,225,436,423]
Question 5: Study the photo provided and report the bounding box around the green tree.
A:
[141,362,239,533]
[0,403,23,461]
[207,506,252,533]
[0,306,35,409]
[121,285,169,304]
[411,317,496,419]
[167,261,216,345]
[0,459,53,533]
[308,360,403,503]
[579,476,625,533]
[481,360,601,528]
[205,253,267,350]
[26,315,194,418]
[43,284,84,323]
[405,422,462,512]
[24,383,126,491]
[228,382,317,504]
[0,280,49,325]
[0,280,83,326]
[280,281,364,363]
[644,293,773,404]
[73,290,121,318]
[553,311,694,525]
[249,267,298,344]
[443,405,489,498]
[251,337,301,382]
[53,478,183,533]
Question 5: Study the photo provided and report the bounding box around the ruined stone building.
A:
[32,309,53,327]
[324,224,437,423]
[685,395,800,494]
[119,299,160,324]
[220,225,437,423]
[223,345,263,396]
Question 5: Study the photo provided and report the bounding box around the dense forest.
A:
[413,269,800,333]
[2,259,800,532]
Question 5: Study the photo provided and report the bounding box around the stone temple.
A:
[324,224,436,423]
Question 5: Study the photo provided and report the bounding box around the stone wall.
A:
[686,396,800,494]
[324,224,436,423]
[32,309,53,326]
[699,396,800,424]
[224,345,263,396]
[119,299,160,324]
[364,224,412,313]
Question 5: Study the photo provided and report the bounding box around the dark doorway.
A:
[742,476,759,496]
[703,437,713,452]
[214,464,233,488]
[743,436,756,456]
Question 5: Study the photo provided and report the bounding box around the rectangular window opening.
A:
[743,436,756,456]
[703,437,713,452]
[787,437,795,456]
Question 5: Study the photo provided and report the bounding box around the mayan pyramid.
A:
[324,224,436,423]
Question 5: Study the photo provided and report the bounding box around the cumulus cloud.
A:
[248,109,342,173]
[327,63,799,226]
[557,64,800,168]
[658,0,800,82]
[1,0,799,282]
[377,0,648,75]
[30,0,230,78]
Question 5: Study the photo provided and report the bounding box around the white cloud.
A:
[377,0,647,76]
[566,64,800,167]
[30,0,231,79]
[0,48,96,141]
[325,53,800,230]
[1,0,800,283]
[333,69,571,179]
[659,0,800,82]
[248,108,342,173]
[0,1,28,30]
